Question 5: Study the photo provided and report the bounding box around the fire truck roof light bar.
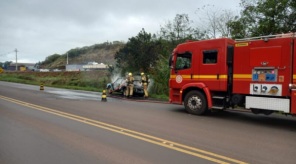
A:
[235,33,295,42]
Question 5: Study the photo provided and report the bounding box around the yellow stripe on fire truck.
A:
[194,75,228,79]
[171,74,253,80]
[233,74,252,79]
[170,75,228,79]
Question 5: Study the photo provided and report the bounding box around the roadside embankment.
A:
[0,71,109,91]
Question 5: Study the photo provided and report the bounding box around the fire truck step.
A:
[212,96,225,99]
[211,106,224,110]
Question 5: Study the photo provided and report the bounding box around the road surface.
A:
[0,81,296,164]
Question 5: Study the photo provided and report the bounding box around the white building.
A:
[82,62,108,70]
[66,64,84,71]
[65,62,108,71]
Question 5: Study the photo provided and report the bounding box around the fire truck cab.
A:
[169,33,296,116]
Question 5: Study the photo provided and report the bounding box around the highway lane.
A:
[0,99,218,162]
[1,97,217,164]
[1,81,296,164]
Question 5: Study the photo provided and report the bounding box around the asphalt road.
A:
[0,81,296,164]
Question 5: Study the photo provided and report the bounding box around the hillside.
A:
[42,41,125,69]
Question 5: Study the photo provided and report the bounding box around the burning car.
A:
[106,76,144,96]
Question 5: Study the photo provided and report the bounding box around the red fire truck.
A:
[169,33,296,115]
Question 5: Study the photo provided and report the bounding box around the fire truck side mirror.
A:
[169,55,174,69]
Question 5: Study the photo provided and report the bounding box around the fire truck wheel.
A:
[184,90,207,115]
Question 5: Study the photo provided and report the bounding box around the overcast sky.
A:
[0,0,241,63]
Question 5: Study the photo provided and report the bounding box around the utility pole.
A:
[15,48,18,71]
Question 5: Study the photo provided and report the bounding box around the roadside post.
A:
[40,82,44,90]
[101,90,107,101]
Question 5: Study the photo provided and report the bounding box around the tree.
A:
[228,0,296,38]
[226,15,248,39]
[195,6,235,38]
[216,10,235,38]
[114,28,161,74]
[67,47,88,58]
[160,14,198,43]
[159,14,207,58]
[42,54,61,65]
[150,55,170,95]
[35,62,41,69]
[1,61,12,69]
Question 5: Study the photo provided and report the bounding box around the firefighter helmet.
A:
[141,72,144,76]
[128,72,132,76]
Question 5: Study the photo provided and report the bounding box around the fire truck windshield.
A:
[175,52,192,70]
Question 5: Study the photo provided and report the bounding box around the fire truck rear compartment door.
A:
[250,46,281,67]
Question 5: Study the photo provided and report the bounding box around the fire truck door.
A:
[199,48,227,91]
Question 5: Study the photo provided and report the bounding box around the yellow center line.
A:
[0,95,247,164]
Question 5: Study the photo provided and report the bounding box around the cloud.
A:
[0,0,240,63]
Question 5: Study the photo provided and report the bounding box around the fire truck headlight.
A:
[289,84,296,89]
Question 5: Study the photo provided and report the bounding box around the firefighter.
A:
[141,72,149,98]
[125,72,134,97]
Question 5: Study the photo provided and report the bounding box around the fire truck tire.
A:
[184,90,207,115]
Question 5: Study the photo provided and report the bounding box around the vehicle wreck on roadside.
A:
[106,76,144,97]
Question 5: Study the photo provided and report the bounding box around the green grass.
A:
[149,93,169,101]
[0,74,38,85]
[0,72,168,100]
[0,72,105,91]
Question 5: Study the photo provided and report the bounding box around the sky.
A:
[0,0,241,63]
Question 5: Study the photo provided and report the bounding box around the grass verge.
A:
[0,71,169,100]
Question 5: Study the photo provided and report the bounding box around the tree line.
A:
[114,0,296,96]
